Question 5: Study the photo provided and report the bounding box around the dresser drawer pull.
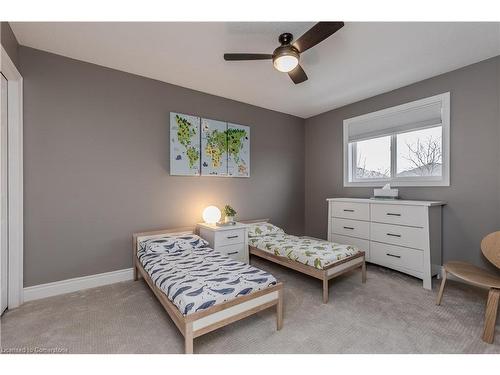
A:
[226,235,239,239]
[343,226,355,230]
[386,253,401,259]
[343,209,355,212]
[227,251,239,255]
[386,233,401,237]
[386,213,401,216]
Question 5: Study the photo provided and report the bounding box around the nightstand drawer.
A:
[218,243,246,262]
[215,228,245,246]
[198,222,249,264]
[332,218,370,239]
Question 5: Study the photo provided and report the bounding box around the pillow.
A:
[140,234,209,254]
[247,223,285,238]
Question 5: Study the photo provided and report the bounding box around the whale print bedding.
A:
[137,234,277,316]
[248,230,362,270]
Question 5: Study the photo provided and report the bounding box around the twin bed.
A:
[133,227,283,354]
[243,219,366,303]
[133,220,365,353]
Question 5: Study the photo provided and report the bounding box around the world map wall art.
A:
[170,112,250,177]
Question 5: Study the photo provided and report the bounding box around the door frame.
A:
[0,46,23,308]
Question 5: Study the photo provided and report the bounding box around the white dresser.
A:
[327,198,445,289]
[197,222,249,263]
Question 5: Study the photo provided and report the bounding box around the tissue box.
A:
[373,188,399,198]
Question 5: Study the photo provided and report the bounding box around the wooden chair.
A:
[436,231,500,344]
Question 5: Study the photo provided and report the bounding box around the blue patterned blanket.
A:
[137,234,277,316]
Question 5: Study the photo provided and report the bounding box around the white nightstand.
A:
[197,222,249,263]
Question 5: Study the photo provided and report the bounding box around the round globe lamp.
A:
[202,206,221,225]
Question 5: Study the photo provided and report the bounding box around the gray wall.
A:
[19,43,500,285]
[305,56,500,270]
[1,22,20,70]
[20,46,305,286]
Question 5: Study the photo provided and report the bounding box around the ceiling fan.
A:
[224,22,344,84]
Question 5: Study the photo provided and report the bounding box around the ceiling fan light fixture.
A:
[273,55,299,72]
[272,47,299,73]
[224,22,345,84]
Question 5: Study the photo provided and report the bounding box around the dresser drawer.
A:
[371,204,426,227]
[332,218,370,239]
[331,201,370,221]
[370,241,423,273]
[218,243,247,262]
[329,233,370,261]
[214,228,245,246]
[370,222,426,250]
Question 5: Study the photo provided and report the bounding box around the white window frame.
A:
[343,92,450,187]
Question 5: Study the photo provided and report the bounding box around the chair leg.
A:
[482,288,499,344]
[322,278,329,303]
[436,270,447,305]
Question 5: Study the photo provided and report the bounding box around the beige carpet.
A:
[1,259,499,354]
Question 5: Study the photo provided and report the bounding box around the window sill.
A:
[344,178,450,187]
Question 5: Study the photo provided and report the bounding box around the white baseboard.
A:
[23,268,134,302]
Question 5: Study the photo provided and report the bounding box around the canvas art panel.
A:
[170,112,201,175]
[201,118,228,176]
[227,123,250,177]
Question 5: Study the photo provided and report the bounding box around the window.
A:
[353,136,391,180]
[396,126,442,178]
[344,93,450,187]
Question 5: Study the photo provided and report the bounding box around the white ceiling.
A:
[11,22,500,118]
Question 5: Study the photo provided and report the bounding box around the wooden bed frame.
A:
[241,219,366,303]
[132,226,284,354]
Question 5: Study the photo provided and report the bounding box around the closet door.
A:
[0,74,7,315]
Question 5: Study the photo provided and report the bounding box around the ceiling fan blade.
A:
[224,53,273,61]
[292,22,344,53]
[288,64,308,84]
